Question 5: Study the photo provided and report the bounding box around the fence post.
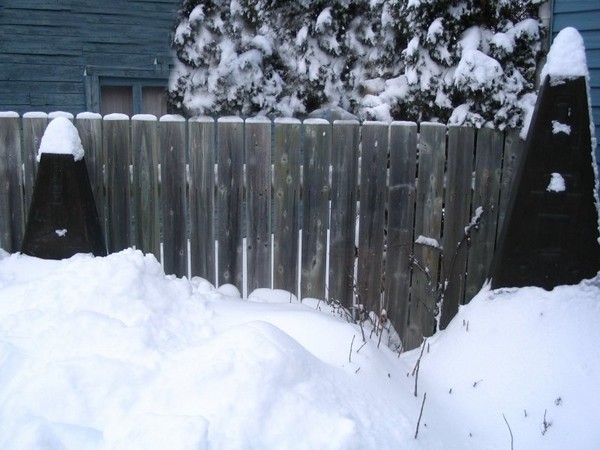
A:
[464,127,503,303]
[273,118,301,294]
[217,117,244,291]
[0,113,24,253]
[357,121,388,314]
[385,121,417,341]
[439,126,475,329]
[131,115,160,259]
[23,112,48,215]
[160,115,188,277]
[301,118,331,300]
[329,120,359,308]
[406,122,446,349]
[189,117,216,283]
[246,117,272,292]
[103,114,131,253]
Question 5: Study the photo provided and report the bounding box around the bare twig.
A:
[502,413,514,450]
[412,338,427,397]
[414,392,427,439]
[541,409,552,435]
[349,335,355,363]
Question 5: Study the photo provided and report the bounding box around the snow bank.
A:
[0,249,598,449]
[37,116,85,162]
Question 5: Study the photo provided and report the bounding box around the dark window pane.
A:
[142,86,167,117]
[100,86,133,116]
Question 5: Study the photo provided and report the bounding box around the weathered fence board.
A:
[189,117,216,282]
[440,126,475,329]
[357,122,388,314]
[406,122,446,349]
[160,116,188,278]
[246,118,272,291]
[464,127,504,302]
[103,115,131,253]
[76,114,104,238]
[23,113,47,213]
[273,118,301,292]
[301,119,331,299]
[131,115,160,259]
[0,114,24,253]
[0,113,527,351]
[384,121,417,340]
[217,117,244,291]
[329,120,359,308]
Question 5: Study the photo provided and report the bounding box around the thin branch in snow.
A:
[502,413,514,450]
[414,392,427,439]
[349,335,355,363]
[541,409,552,435]
[412,338,427,397]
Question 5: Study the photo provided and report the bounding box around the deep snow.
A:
[0,249,598,449]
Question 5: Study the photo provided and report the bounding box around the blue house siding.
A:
[552,0,600,163]
[0,0,181,115]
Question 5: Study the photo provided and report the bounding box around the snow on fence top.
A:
[37,116,84,162]
[540,27,588,85]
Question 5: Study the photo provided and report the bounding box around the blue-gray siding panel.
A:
[553,0,600,165]
[0,0,180,114]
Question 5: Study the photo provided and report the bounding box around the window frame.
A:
[84,65,171,115]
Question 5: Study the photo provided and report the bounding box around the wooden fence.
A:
[0,113,524,350]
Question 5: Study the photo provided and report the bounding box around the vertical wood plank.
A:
[189,117,216,283]
[76,113,105,242]
[497,128,525,236]
[357,122,388,314]
[160,115,188,277]
[329,120,359,308]
[246,117,272,291]
[217,117,244,291]
[22,112,48,216]
[385,121,417,343]
[406,122,446,349]
[131,115,160,259]
[103,114,131,253]
[0,113,24,252]
[439,126,475,329]
[464,127,503,302]
[273,118,301,293]
[301,119,331,300]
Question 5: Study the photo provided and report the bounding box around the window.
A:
[85,66,172,117]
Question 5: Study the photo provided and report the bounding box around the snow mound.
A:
[540,27,588,85]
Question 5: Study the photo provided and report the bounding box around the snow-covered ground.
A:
[0,248,598,449]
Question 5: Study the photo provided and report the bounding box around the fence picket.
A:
[160,116,188,278]
[385,121,417,341]
[0,114,24,252]
[131,116,160,259]
[76,114,105,241]
[217,117,244,291]
[465,127,503,302]
[406,123,446,349]
[23,114,48,215]
[329,120,359,308]
[103,115,131,253]
[357,122,388,314]
[498,129,524,234]
[301,119,331,299]
[273,118,301,293]
[439,126,475,329]
[189,117,216,283]
[246,117,272,291]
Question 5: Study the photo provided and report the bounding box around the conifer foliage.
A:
[169,0,544,128]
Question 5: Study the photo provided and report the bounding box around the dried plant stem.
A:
[414,392,427,439]
[502,413,514,450]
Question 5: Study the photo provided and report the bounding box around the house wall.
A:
[552,0,600,162]
[0,0,180,115]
